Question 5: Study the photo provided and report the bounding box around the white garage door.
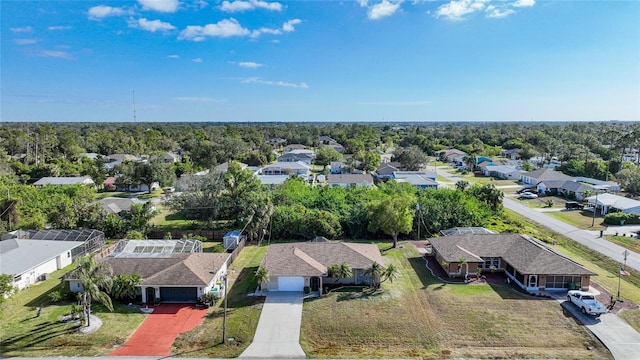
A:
[277,276,304,291]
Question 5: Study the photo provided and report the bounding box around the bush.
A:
[198,292,218,306]
[303,286,311,294]
[48,290,62,303]
[604,212,640,225]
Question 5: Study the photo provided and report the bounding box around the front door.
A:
[528,275,538,288]
[310,277,320,291]
[146,287,156,303]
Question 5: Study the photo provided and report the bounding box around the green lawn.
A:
[604,235,640,254]
[172,245,267,358]
[300,243,611,359]
[0,267,146,357]
[547,209,606,229]
[150,207,206,231]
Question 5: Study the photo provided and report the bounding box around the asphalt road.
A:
[503,197,640,272]
[435,166,640,272]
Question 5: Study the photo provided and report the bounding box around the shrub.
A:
[604,212,640,225]
[303,286,311,294]
[198,292,218,306]
[48,290,62,303]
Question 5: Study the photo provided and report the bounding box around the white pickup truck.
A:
[567,290,606,317]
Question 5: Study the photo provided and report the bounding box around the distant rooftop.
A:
[439,227,498,237]
[109,239,203,258]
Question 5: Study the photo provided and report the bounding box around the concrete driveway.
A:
[240,292,306,358]
[560,298,640,360]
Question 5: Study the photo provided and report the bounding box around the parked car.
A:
[565,201,584,210]
[567,290,606,317]
[519,192,538,199]
[516,187,533,194]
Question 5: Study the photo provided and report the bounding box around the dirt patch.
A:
[591,282,639,313]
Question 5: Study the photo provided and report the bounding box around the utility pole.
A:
[617,250,629,301]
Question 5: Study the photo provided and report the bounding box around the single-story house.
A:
[278,150,315,165]
[502,148,522,160]
[520,168,574,186]
[103,154,139,170]
[375,162,401,179]
[586,193,640,215]
[1,229,105,291]
[574,177,621,192]
[97,197,146,215]
[322,143,346,153]
[392,171,437,189]
[284,144,307,152]
[68,239,230,303]
[260,161,311,178]
[536,180,595,200]
[482,165,523,180]
[34,176,95,187]
[435,149,468,163]
[215,161,248,172]
[429,233,595,292]
[260,242,384,292]
[318,136,337,144]
[326,174,374,188]
[267,137,287,146]
[256,174,290,186]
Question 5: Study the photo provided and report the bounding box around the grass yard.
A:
[0,267,146,357]
[604,235,640,254]
[546,209,606,230]
[300,243,610,359]
[150,206,205,231]
[172,245,267,358]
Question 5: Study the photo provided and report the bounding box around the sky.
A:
[1,0,639,123]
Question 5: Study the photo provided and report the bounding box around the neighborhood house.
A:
[429,233,595,292]
[260,242,384,293]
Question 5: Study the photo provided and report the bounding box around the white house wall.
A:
[13,255,66,290]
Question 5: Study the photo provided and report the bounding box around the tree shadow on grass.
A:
[1,320,79,352]
[225,266,265,309]
[335,287,383,302]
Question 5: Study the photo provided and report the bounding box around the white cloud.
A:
[513,0,535,7]
[88,5,128,19]
[220,0,282,12]
[167,54,180,58]
[241,77,308,88]
[48,25,72,31]
[138,0,180,12]
[282,19,301,32]
[179,18,250,40]
[174,96,227,102]
[39,50,74,60]
[368,0,402,20]
[15,39,37,45]
[193,57,203,62]
[486,5,514,18]
[10,26,33,33]
[236,61,264,68]
[435,0,489,20]
[133,18,177,32]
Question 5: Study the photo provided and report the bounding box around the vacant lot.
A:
[301,243,611,359]
[546,208,606,229]
[0,267,146,357]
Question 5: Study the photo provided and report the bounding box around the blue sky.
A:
[1,0,639,122]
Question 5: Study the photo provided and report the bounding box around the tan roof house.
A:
[260,242,384,292]
[429,233,595,292]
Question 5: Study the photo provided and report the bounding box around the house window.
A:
[14,275,21,282]
[67,252,71,258]
[492,258,500,268]
[484,258,492,269]
[546,275,581,288]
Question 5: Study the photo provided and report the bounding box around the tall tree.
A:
[367,194,415,248]
[75,255,113,327]
[110,274,142,301]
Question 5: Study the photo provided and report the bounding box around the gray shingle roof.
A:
[429,234,594,275]
[327,174,373,185]
[100,253,230,286]
[33,176,94,186]
[523,168,574,182]
[262,242,384,277]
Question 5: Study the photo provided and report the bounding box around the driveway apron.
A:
[109,303,208,356]
[240,292,306,358]
[561,301,640,360]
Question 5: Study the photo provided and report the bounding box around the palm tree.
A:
[327,262,353,285]
[365,262,384,289]
[110,274,142,301]
[458,257,469,280]
[381,264,399,284]
[75,255,113,327]
[254,267,270,294]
